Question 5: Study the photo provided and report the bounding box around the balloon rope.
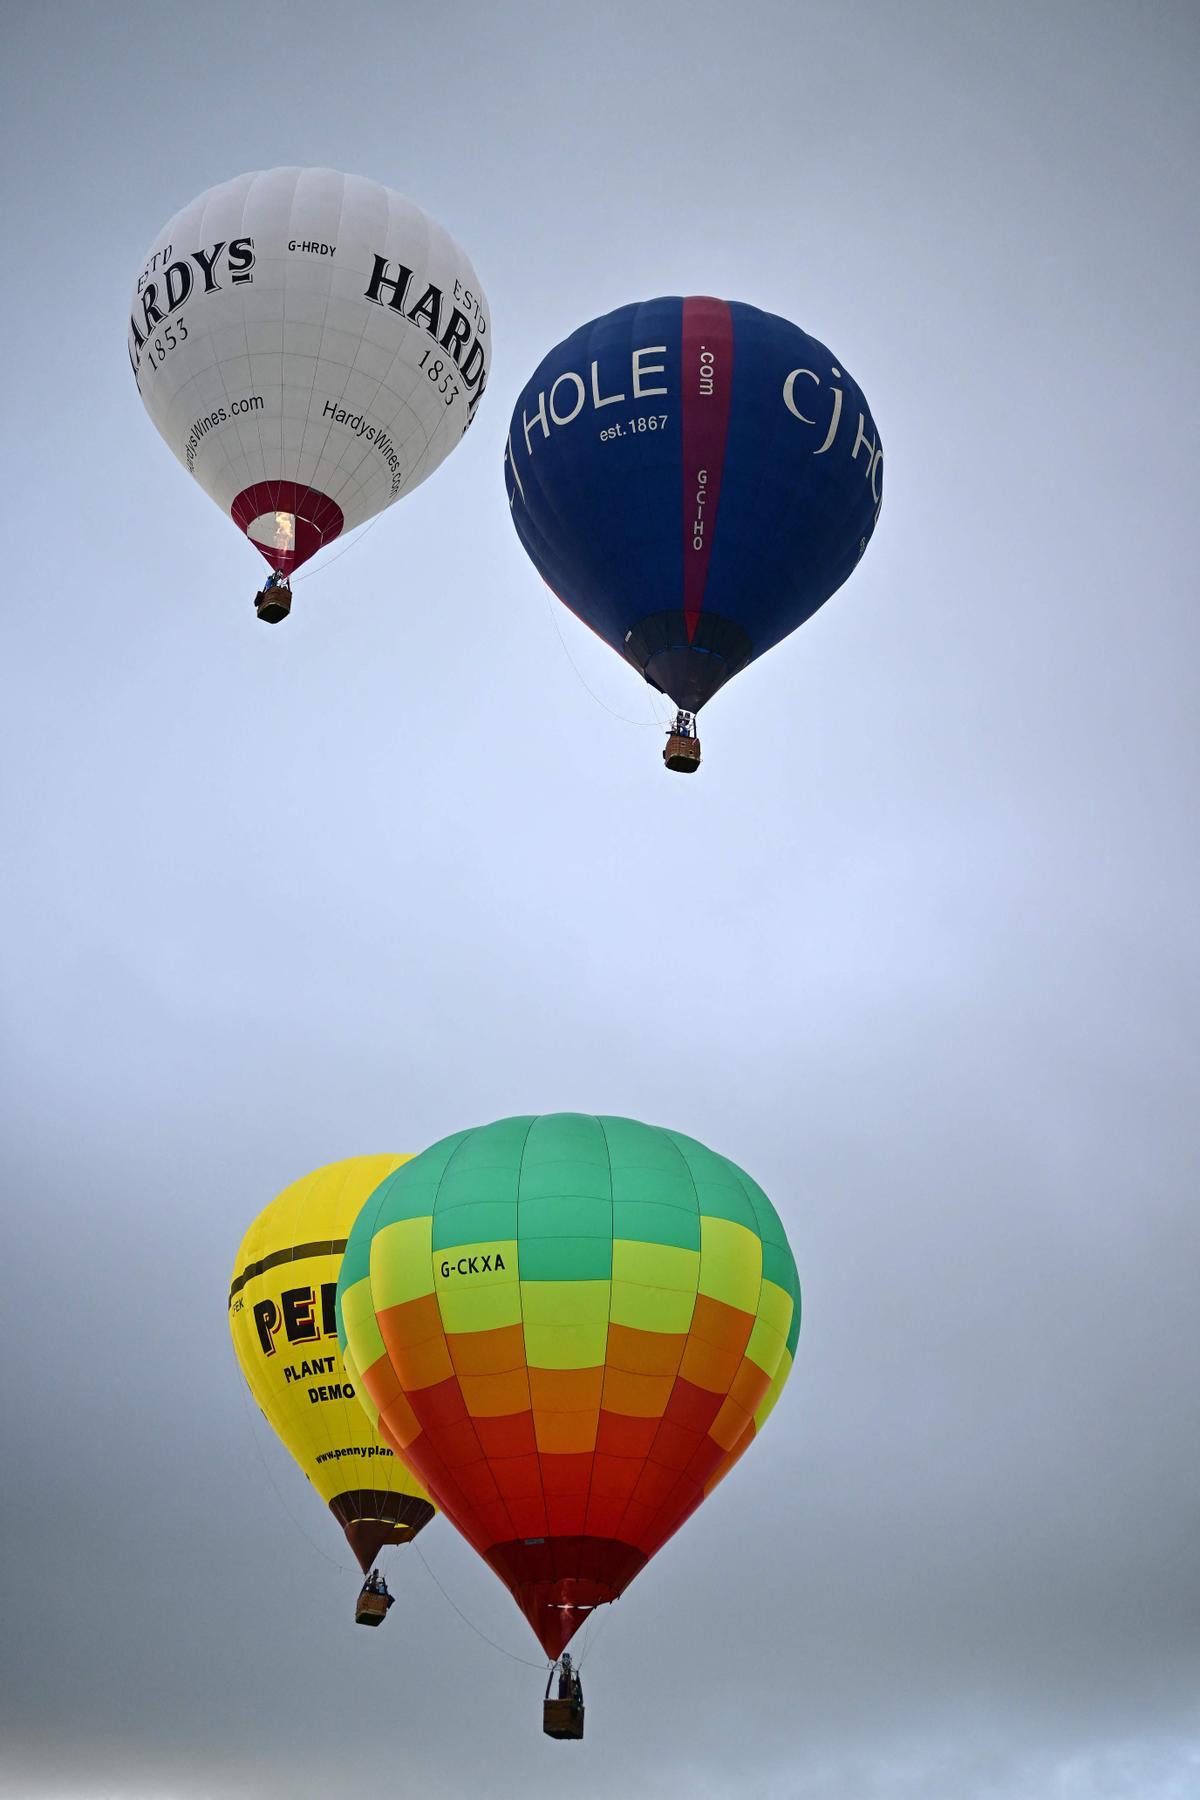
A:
[412,1541,547,1670]
[542,588,671,730]
[575,1600,614,1670]
[290,511,385,583]
[236,1371,354,1575]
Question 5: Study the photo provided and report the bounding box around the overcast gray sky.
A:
[2,2,1198,1796]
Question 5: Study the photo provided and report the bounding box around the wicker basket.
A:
[543,1697,585,1740]
[255,585,292,624]
[663,732,701,773]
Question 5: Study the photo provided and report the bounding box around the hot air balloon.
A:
[336,1115,800,1670]
[504,297,881,769]
[229,1155,435,1621]
[130,167,490,621]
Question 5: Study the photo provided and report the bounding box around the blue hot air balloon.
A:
[504,297,883,771]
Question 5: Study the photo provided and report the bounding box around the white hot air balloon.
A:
[128,168,490,619]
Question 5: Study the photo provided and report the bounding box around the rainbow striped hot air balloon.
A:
[337,1114,800,1656]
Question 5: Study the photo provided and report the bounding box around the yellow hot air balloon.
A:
[229,1156,434,1608]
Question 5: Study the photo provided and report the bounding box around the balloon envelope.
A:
[130,167,490,576]
[229,1155,435,1571]
[337,1115,800,1654]
[505,296,881,713]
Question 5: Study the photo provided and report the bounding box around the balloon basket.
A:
[255,585,292,624]
[543,1698,585,1740]
[354,1592,390,1627]
[663,732,701,773]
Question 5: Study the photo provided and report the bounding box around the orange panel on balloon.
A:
[605,1323,688,1377]
[705,1422,758,1494]
[448,1324,527,1377]
[727,1356,773,1417]
[679,1297,754,1392]
[689,1291,755,1349]
[709,1393,754,1453]
[459,1367,531,1418]
[378,1292,443,1353]
[601,1365,676,1418]
[528,1366,604,1412]
[379,1300,453,1389]
[534,1410,598,1455]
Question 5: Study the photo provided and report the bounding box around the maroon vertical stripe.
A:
[680,297,734,643]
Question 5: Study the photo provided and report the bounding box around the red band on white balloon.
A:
[231,481,344,574]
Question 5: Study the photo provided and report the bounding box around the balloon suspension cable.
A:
[542,587,672,730]
[412,1541,546,1670]
[573,1600,614,1670]
[290,512,386,583]
[235,1366,354,1575]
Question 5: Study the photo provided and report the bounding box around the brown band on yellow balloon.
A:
[228,1239,350,1305]
[333,1492,437,1573]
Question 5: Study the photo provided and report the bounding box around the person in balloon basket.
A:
[557,1653,583,1712]
[255,568,292,622]
[360,1567,393,1609]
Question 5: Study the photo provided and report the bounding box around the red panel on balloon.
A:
[231,481,344,574]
